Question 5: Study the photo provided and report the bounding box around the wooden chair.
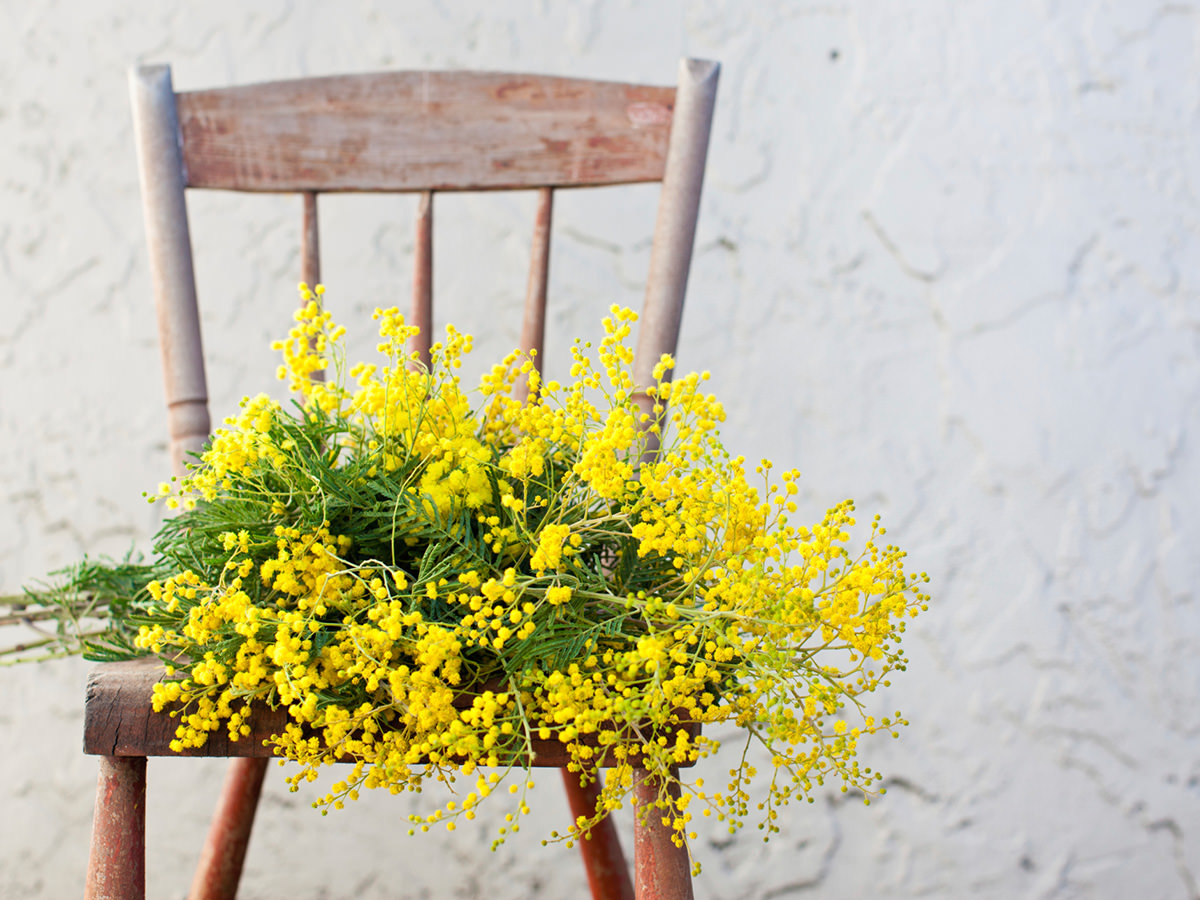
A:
[84,59,718,900]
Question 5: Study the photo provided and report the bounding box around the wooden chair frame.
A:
[84,59,718,900]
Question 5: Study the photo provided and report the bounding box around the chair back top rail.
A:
[172,69,678,192]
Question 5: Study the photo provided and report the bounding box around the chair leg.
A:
[562,769,635,900]
[187,757,269,900]
[85,755,147,900]
[632,767,693,900]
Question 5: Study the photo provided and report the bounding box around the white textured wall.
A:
[3,2,1198,897]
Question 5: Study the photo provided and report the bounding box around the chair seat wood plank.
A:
[84,659,699,770]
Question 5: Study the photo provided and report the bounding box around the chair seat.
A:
[83,658,699,769]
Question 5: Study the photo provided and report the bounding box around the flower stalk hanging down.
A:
[8,284,929,868]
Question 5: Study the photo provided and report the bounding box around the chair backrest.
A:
[129,61,719,475]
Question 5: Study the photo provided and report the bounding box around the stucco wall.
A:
[2,2,1198,898]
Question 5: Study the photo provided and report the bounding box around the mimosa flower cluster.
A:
[126,285,928,857]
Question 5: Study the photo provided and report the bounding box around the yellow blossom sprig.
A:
[65,286,926,868]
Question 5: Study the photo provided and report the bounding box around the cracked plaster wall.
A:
[2,2,1198,898]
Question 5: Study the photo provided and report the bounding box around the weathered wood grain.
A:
[84,755,147,900]
[634,767,695,900]
[188,758,267,900]
[84,659,698,769]
[176,71,676,192]
[522,186,554,369]
[130,65,211,475]
[84,658,283,759]
[409,190,434,365]
[300,191,320,288]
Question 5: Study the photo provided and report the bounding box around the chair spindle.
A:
[301,191,321,288]
[521,186,554,371]
[410,190,434,366]
[301,191,326,384]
